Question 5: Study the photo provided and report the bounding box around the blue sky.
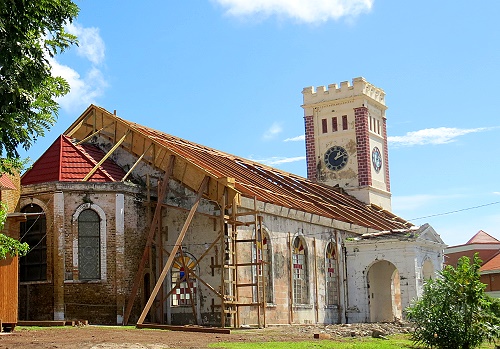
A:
[25,0,500,247]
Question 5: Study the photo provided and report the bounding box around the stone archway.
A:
[367,260,402,322]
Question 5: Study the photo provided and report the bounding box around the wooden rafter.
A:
[137,175,210,325]
[121,143,153,182]
[82,129,131,181]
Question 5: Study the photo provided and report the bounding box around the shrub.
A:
[406,254,499,349]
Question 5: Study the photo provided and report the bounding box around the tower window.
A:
[321,119,327,133]
[342,115,348,130]
[332,117,338,132]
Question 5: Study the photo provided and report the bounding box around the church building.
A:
[15,77,445,326]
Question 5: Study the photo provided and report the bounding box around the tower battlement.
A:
[302,77,385,106]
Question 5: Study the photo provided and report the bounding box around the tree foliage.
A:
[0,202,29,259]
[0,0,79,173]
[406,254,499,349]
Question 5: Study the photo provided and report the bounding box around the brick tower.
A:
[302,77,391,211]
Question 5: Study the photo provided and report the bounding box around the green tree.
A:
[406,254,499,349]
[0,0,80,173]
[0,202,29,259]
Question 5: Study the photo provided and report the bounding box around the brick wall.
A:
[354,107,371,187]
[304,115,317,181]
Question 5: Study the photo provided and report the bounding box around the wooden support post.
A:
[178,247,198,324]
[258,215,266,328]
[121,143,153,181]
[123,156,175,325]
[288,232,293,324]
[137,176,209,325]
[220,189,227,328]
[82,129,131,181]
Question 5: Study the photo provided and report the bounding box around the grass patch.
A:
[210,335,416,349]
[210,335,499,349]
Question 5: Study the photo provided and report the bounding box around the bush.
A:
[406,254,499,349]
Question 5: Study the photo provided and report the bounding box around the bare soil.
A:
[0,322,413,349]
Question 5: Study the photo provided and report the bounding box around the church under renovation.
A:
[14,77,445,327]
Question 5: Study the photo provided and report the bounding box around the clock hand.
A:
[334,153,343,160]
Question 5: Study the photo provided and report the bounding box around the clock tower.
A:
[302,77,392,211]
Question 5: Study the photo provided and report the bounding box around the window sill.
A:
[293,304,313,309]
[64,279,105,284]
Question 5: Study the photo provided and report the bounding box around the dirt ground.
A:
[0,322,413,349]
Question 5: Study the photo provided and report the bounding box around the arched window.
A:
[325,241,339,306]
[78,209,101,280]
[292,236,308,304]
[171,252,197,306]
[19,204,46,282]
[253,229,273,304]
[422,259,434,280]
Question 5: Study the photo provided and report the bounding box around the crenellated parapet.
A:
[302,77,385,106]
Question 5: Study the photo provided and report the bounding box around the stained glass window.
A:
[254,229,273,303]
[292,237,308,304]
[326,241,339,305]
[78,209,101,280]
[171,254,197,306]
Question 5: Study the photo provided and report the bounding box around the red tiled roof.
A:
[22,135,125,185]
[481,251,500,272]
[466,230,500,245]
[0,174,16,190]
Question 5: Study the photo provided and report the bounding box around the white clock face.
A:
[372,147,382,173]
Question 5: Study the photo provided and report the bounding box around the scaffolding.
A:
[123,174,267,328]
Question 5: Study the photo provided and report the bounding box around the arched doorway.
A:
[367,260,402,322]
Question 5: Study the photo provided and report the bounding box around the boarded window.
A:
[332,117,338,132]
[292,237,308,304]
[20,205,46,282]
[325,242,339,305]
[78,209,101,280]
[342,115,348,130]
[321,119,327,133]
[253,229,273,304]
[171,253,197,306]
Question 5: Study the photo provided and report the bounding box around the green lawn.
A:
[210,334,499,349]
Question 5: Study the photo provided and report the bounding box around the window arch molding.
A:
[252,224,274,304]
[291,234,309,305]
[72,203,107,281]
[325,240,339,306]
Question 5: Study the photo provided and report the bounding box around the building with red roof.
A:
[15,79,445,327]
[445,230,500,297]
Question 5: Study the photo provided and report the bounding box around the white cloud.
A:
[214,0,373,23]
[262,122,283,140]
[49,22,107,113]
[388,127,490,147]
[66,23,105,65]
[251,156,306,166]
[50,58,108,113]
[284,135,305,142]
